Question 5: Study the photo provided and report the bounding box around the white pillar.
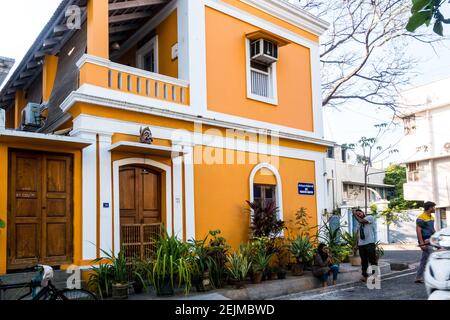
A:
[73,131,97,260]
[98,133,113,254]
[172,150,184,239]
[183,146,196,240]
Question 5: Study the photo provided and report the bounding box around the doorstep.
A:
[128,262,392,301]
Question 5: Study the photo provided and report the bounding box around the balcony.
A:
[77,55,190,106]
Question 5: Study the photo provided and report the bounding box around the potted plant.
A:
[342,232,361,266]
[92,249,130,300]
[275,242,289,280]
[289,236,313,276]
[226,252,252,289]
[131,258,150,294]
[252,252,271,284]
[375,241,385,262]
[189,238,215,292]
[88,263,113,299]
[149,233,192,297]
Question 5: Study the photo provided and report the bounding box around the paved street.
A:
[278,268,428,300]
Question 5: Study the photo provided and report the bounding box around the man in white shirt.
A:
[353,209,378,283]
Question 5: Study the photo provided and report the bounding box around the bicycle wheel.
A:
[57,289,98,300]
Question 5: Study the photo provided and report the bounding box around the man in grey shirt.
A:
[353,209,377,282]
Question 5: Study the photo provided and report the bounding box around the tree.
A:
[294,0,438,114]
[343,123,399,213]
[407,0,450,36]
[384,164,422,211]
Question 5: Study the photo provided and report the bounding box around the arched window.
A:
[249,163,283,221]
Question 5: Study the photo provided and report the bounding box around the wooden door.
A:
[119,166,161,226]
[8,151,73,270]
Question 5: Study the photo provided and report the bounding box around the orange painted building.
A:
[0,0,331,275]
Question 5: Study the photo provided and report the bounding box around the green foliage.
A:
[94,249,129,285]
[407,0,450,36]
[289,236,314,264]
[384,164,421,212]
[0,219,5,229]
[202,230,230,289]
[226,251,252,282]
[342,231,359,256]
[149,233,192,295]
[88,263,113,299]
[253,251,272,273]
[376,241,385,258]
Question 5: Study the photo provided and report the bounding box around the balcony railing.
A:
[77,55,190,106]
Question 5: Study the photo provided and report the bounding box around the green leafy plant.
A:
[342,231,359,256]
[149,233,192,296]
[226,252,252,282]
[253,251,272,273]
[376,241,385,259]
[289,236,314,264]
[88,262,113,299]
[204,230,230,289]
[131,258,151,292]
[0,219,5,229]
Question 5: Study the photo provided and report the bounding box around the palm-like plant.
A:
[342,231,359,256]
[289,236,314,264]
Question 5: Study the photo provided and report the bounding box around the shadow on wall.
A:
[388,210,421,244]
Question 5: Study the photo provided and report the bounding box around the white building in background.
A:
[324,144,394,242]
[399,77,450,231]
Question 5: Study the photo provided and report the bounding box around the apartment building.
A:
[400,77,450,231]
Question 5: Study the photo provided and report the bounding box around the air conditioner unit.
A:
[250,39,278,65]
[21,102,45,128]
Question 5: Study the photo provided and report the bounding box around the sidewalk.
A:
[129,261,392,301]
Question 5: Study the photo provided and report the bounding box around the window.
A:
[137,36,158,73]
[253,184,276,207]
[407,162,419,182]
[440,209,447,229]
[327,147,335,159]
[404,115,416,135]
[246,39,278,104]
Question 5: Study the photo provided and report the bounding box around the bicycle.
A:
[0,265,98,300]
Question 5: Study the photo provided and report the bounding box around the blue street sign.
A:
[298,183,315,195]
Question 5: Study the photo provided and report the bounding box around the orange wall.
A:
[205,7,314,132]
[219,0,319,42]
[193,146,318,249]
[157,10,178,78]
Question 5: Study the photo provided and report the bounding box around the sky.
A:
[1,0,450,168]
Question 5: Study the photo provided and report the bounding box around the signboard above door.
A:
[298,183,315,196]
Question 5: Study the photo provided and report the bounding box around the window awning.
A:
[109,141,184,158]
[246,30,291,47]
[0,130,91,149]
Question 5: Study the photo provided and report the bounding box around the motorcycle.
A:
[424,227,450,300]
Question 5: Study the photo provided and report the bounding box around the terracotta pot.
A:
[234,280,245,289]
[291,263,305,276]
[350,255,361,266]
[112,283,129,300]
[252,271,263,284]
[269,272,278,281]
[277,270,287,280]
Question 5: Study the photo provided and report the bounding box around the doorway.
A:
[8,150,73,270]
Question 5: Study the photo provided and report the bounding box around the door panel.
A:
[120,166,161,226]
[9,152,42,268]
[41,155,72,264]
[8,151,73,270]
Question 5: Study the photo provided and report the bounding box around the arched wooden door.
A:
[119,165,162,259]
